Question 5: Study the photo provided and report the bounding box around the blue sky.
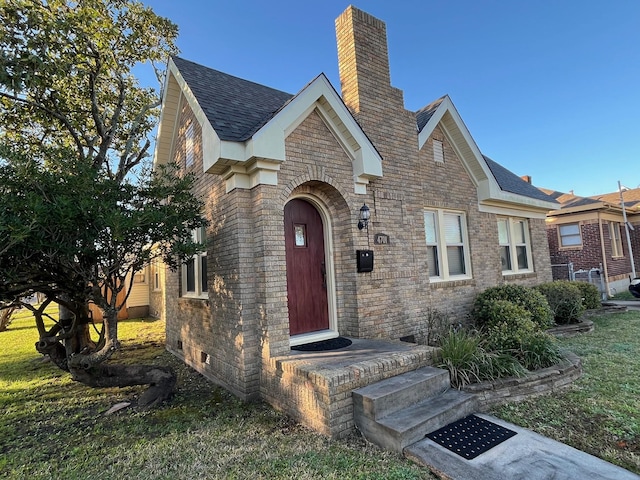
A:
[144,0,640,197]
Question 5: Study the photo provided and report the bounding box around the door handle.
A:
[321,261,326,289]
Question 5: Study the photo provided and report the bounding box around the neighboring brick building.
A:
[540,185,640,296]
[152,6,557,436]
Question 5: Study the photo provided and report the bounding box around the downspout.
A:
[597,212,611,297]
[618,181,636,278]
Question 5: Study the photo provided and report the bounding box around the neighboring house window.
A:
[151,259,161,291]
[609,222,623,257]
[433,139,444,163]
[133,271,147,284]
[185,122,195,168]
[497,217,533,273]
[182,226,208,298]
[424,209,471,280]
[558,223,582,247]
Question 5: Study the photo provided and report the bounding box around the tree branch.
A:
[0,91,85,160]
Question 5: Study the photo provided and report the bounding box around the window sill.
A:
[180,294,209,301]
[502,271,537,280]
[429,277,475,289]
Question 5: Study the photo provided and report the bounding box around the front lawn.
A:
[2,307,639,478]
[0,309,433,480]
[494,310,640,473]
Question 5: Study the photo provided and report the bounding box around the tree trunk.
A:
[69,363,176,408]
[0,306,16,332]
[60,301,176,408]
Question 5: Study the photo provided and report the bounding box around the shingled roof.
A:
[416,96,445,132]
[538,186,640,211]
[173,56,557,207]
[483,156,557,203]
[172,57,293,142]
[591,188,640,209]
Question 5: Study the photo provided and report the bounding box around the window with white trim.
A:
[609,221,623,257]
[185,122,195,168]
[182,226,208,298]
[424,209,471,280]
[558,223,582,247]
[497,217,533,273]
[151,259,161,292]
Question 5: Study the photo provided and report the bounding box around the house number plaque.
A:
[374,233,390,245]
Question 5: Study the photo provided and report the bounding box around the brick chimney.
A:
[335,6,404,115]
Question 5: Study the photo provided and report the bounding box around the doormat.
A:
[426,415,517,460]
[291,337,352,352]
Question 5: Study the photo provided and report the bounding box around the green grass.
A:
[611,290,636,301]
[493,311,640,473]
[0,310,433,480]
[4,307,640,478]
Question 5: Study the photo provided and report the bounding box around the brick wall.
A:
[164,101,265,399]
[162,5,556,431]
[547,218,635,286]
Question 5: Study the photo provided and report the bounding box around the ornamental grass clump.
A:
[436,328,526,389]
[436,329,483,388]
[520,331,562,370]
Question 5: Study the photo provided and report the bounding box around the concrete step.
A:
[356,388,478,452]
[352,366,450,420]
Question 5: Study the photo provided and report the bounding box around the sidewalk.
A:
[405,413,640,480]
[603,300,640,311]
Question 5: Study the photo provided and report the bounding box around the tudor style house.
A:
[541,185,640,296]
[152,6,557,436]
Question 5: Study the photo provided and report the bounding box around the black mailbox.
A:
[356,249,374,273]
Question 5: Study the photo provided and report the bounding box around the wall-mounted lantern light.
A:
[357,203,370,230]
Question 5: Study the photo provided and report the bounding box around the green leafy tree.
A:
[0,0,202,406]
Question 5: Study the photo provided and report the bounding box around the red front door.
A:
[285,199,330,336]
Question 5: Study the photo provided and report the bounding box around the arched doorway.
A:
[284,197,336,341]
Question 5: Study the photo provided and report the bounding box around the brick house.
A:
[541,185,640,296]
[152,6,557,436]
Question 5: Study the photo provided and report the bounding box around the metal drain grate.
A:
[426,415,517,460]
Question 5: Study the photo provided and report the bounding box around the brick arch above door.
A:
[284,182,360,340]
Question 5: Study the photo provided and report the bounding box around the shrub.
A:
[472,284,553,330]
[573,281,601,310]
[483,316,538,353]
[420,307,452,347]
[536,281,585,324]
[484,318,561,371]
[479,299,532,329]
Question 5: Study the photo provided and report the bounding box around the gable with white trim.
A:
[154,60,383,195]
[417,95,556,218]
